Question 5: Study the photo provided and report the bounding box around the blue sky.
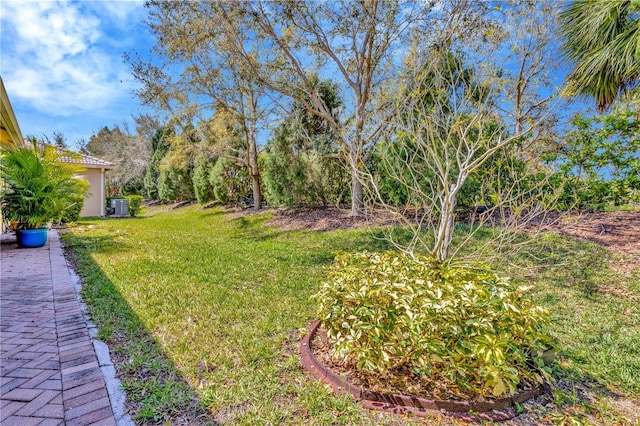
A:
[0,0,153,150]
[0,1,595,153]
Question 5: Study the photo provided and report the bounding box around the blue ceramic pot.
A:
[16,229,48,248]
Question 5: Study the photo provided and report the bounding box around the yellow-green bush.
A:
[313,252,553,397]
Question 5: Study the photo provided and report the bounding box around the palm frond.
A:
[559,0,640,111]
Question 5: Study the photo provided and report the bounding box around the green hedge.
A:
[125,195,143,217]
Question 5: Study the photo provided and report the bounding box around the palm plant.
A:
[559,0,640,112]
[0,142,89,229]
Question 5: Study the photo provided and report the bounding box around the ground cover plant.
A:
[314,252,553,399]
[62,206,640,425]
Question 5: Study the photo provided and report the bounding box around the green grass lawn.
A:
[62,206,640,425]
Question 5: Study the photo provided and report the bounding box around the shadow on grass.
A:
[524,233,615,298]
[63,208,638,423]
[61,231,217,425]
[227,208,405,251]
[62,235,132,256]
[553,366,628,401]
[198,209,227,219]
[229,214,282,244]
[544,364,640,426]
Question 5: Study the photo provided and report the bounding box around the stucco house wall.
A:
[55,150,113,217]
[79,168,104,217]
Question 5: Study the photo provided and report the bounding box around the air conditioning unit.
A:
[110,198,129,216]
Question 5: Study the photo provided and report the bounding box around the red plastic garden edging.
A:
[300,320,549,421]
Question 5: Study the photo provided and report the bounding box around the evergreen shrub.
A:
[313,252,553,397]
[157,166,193,201]
[192,156,216,204]
[209,158,251,204]
[125,195,143,217]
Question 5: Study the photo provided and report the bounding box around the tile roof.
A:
[58,150,114,168]
[33,141,114,169]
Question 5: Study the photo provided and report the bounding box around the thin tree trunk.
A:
[248,131,262,211]
[350,164,364,217]
[435,185,457,263]
[251,173,262,211]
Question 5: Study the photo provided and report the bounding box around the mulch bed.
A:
[266,207,395,231]
[301,320,547,421]
[538,211,640,258]
[264,207,640,270]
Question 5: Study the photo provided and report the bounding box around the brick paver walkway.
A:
[1,230,116,425]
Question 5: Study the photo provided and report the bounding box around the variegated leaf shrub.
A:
[313,251,553,397]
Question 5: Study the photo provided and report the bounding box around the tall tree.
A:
[81,123,152,194]
[129,1,272,210]
[494,0,562,142]
[560,0,640,112]
[143,127,171,200]
[42,132,69,149]
[215,0,468,216]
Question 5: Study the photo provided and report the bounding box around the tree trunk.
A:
[350,164,364,217]
[434,185,457,263]
[251,173,262,211]
[435,207,454,262]
[248,131,262,211]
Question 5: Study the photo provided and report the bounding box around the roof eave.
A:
[0,76,25,148]
[81,164,115,170]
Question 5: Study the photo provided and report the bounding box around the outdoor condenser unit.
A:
[110,198,129,216]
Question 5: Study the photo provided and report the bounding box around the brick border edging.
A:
[300,320,548,420]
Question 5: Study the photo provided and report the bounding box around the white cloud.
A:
[0,0,141,117]
[9,1,100,60]
[93,0,146,27]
